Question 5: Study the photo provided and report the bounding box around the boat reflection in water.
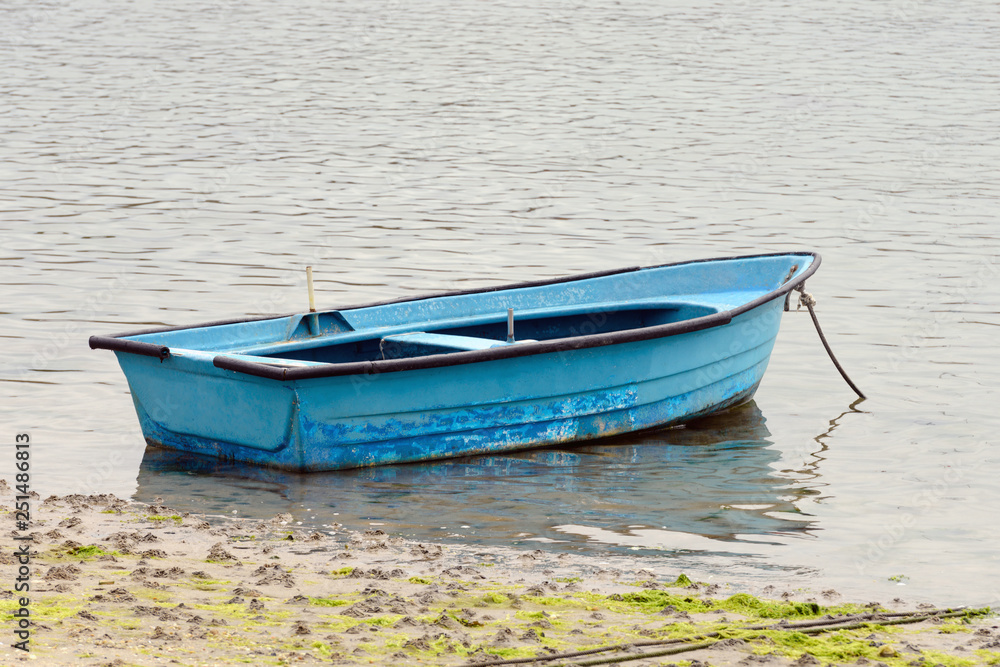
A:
[135,401,816,557]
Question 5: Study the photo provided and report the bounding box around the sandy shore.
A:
[1,484,996,666]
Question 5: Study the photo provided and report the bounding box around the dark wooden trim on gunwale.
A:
[90,251,821,381]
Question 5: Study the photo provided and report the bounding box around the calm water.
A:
[2,0,998,606]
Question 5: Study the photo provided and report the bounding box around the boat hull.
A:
[120,299,782,471]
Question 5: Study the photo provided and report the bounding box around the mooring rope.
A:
[795,284,867,400]
[458,607,989,667]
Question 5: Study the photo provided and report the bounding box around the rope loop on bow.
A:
[796,286,817,310]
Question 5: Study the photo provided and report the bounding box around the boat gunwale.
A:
[89,251,820,381]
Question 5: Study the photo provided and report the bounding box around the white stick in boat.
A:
[306,266,316,313]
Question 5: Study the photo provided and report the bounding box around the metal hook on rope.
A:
[794,284,867,400]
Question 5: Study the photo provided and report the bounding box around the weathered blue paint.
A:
[92,252,819,471]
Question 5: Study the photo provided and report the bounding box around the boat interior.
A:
[99,254,815,377]
[232,302,718,365]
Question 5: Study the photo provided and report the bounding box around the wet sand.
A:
[1,486,996,666]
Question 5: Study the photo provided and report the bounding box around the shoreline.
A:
[1,487,996,666]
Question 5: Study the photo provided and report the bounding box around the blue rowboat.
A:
[89,252,819,472]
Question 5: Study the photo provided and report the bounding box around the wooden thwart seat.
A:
[379,332,514,359]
